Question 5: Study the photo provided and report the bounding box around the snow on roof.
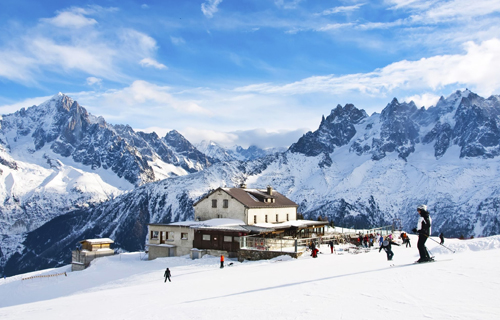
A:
[168,218,246,228]
[254,220,329,229]
[80,238,114,244]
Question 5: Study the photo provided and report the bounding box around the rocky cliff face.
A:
[0,94,215,237]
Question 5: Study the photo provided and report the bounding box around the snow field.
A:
[1,235,499,319]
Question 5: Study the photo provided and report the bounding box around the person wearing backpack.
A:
[412,204,433,263]
[379,236,400,261]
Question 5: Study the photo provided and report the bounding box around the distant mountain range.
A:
[2,89,500,276]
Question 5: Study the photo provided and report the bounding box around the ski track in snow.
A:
[0,235,499,320]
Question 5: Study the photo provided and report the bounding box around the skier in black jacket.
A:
[379,237,400,261]
[412,204,433,263]
[164,268,171,282]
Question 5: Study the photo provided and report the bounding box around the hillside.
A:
[1,234,499,320]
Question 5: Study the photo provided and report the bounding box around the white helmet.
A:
[417,204,427,211]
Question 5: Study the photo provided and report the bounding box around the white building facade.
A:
[193,186,298,225]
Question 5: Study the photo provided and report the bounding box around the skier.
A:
[405,235,411,248]
[439,233,445,245]
[311,247,319,258]
[379,237,400,261]
[220,255,224,269]
[412,204,433,263]
[164,268,171,282]
[328,240,334,254]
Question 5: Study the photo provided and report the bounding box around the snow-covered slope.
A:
[1,235,499,320]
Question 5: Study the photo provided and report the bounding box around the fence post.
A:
[294,239,298,253]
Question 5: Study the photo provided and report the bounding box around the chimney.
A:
[267,186,273,196]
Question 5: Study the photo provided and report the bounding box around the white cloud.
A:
[319,4,364,15]
[86,77,102,86]
[201,0,223,18]
[316,23,354,32]
[180,127,306,148]
[101,80,210,115]
[141,4,149,9]
[422,0,500,21]
[385,0,432,10]
[139,58,167,70]
[404,93,441,108]
[386,0,500,22]
[234,38,500,98]
[41,9,97,28]
[181,127,239,146]
[170,36,186,46]
[0,10,165,85]
[30,37,118,78]
[274,0,304,10]
[119,29,158,56]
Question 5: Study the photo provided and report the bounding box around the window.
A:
[254,215,257,223]
[224,236,232,242]
[265,215,268,223]
[223,199,229,208]
[202,234,211,241]
[181,233,188,240]
[167,232,174,241]
[151,231,159,239]
[212,199,217,208]
[276,214,279,222]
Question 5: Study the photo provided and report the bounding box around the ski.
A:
[390,258,452,268]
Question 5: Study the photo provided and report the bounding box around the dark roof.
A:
[193,187,298,209]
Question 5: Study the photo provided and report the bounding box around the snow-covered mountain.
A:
[196,140,286,162]
[0,93,215,236]
[3,89,500,277]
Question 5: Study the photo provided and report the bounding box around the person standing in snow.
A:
[378,234,383,247]
[328,240,334,254]
[379,237,400,261]
[220,255,225,268]
[439,233,445,245]
[412,204,433,263]
[164,268,171,282]
[405,235,411,248]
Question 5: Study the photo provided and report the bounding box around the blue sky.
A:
[1,0,500,148]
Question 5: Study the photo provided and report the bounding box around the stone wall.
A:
[237,249,303,262]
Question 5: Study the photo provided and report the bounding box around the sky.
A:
[1,234,499,319]
[1,0,500,148]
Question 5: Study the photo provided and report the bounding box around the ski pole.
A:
[426,235,456,253]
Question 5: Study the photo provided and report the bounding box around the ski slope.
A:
[1,235,499,320]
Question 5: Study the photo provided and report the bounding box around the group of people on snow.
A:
[162,204,441,281]
[380,204,436,263]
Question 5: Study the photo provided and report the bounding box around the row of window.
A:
[202,234,239,242]
[212,199,229,208]
[151,231,189,241]
[254,214,290,223]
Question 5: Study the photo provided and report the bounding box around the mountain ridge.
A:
[2,89,500,276]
